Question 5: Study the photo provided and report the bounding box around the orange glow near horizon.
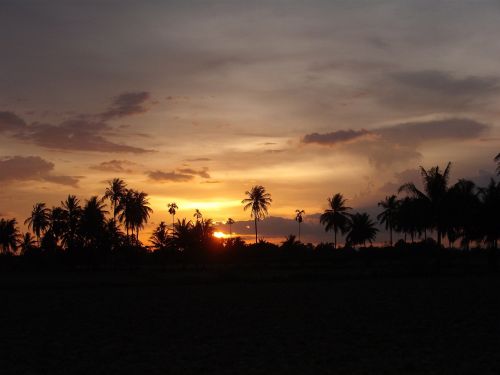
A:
[213,231,227,239]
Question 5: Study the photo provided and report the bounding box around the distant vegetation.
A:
[0,153,499,267]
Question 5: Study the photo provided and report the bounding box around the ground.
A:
[1,269,500,374]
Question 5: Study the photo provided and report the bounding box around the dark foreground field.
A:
[2,269,500,374]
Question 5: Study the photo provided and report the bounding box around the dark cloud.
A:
[100,91,150,120]
[0,111,26,132]
[185,157,212,162]
[147,170,194,182]
[0,156,79,186]
[90,159,139,173]
[177,167,210,179]
[303,129,372,146]
[377,70,500,111]
[303,118,488,166]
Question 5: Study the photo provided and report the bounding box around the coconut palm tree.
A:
[172,218,194,251]
[168,202,178,235]
[346,212,378,247]
[480,178,500,249]
[295,209,305,242]
[17,232,37,255]
[104,178,127,220]
[319,193,351,249]
[193,209,203,223]
[0,218,19,254]
[226,218,235,237]
[150,221,169,251]
[61,195,82,250]
[80,196,108,246]
[399,162,452,247]
[24,203,51,245]
[377,195,399,246]
[117,190,152,242]
[242,185,272,243]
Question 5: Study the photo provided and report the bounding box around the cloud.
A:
[0,156,79,186]
[100,91,151,120]
[377,70,500,112]
[0,111,26,132]
[90,159,139,173]
[185,157,212,162]
[147,170,194,182]
[302,118,489,166]
[302,129,373,146]
[177,167,210,178]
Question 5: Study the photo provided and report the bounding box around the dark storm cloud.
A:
[100,92,150,120]
[377,70,500,111]
[0,111,26,132]
[147,170,194,182]
[90,160,139,173]
[0,156,79,186]
[303,118,489,166]
[302,129,372,146]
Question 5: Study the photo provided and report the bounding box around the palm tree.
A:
[17,232,37,255]
[172,218,194,251]
[80,196,108,246]
[399,162,452,247]
[226,218,235,237]
[346,212,378,247]
[104,178,127,220]
[480,178,500,249]
[193,209,203,223]
[0,218,19,254]
[24,203,51,245]
[295,209,305,242]
[150,221,169,251]
[242,185,272,243]
[168,202,178,235]
[377,195,399,246]
[319,193,351,249]
[117,190,152,242]
[61,195,82,251]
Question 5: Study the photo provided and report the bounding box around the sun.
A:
[213,231,226,239]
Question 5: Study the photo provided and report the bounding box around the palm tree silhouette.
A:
[0,218,19,254]
[320,193,351,249]
[295,209,305,242]
[377,195,399,246]
[80,196,108,246]
[399,163,452,247]
[346,212,378,247]
[172,218,194,251]
[226,218,235,237]
[24,203,51,245]
[118,190,152,242]
[17,232,37,255]
[168,202,178,236]
[480,178,500,249]
[104,178,127,221]
[150,221,169,251]
[61,195,82,251]
[193,209,203,223]
[242,185,272,243]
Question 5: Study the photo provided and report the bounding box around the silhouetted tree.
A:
[24,203,51,245]
[118,190,152,242]
[0,218,19,254]
[480,179,500,249]
[295,209,305,242]
[399,163,452,247]
[226,218,235,237]
[61,195,82,251]
[80,196,108,247]
[320,193,351,249]
[377,195,398,246]
[168,202,178,235]
[17,232,36,255]
[193,209,203,223]
[172,219,194,251]
[104,178,127,220]
[346,212,378,247]
[242,185,272,243]
[150,221,169,251]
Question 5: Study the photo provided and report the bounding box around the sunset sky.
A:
[1,1,499,243]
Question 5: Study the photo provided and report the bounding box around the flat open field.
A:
[2,270,500,374]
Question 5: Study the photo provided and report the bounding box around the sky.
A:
[1,0,499,244]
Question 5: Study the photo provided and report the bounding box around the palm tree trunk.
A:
[254,217,258,243]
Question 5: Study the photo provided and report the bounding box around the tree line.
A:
[0,153,499,260]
